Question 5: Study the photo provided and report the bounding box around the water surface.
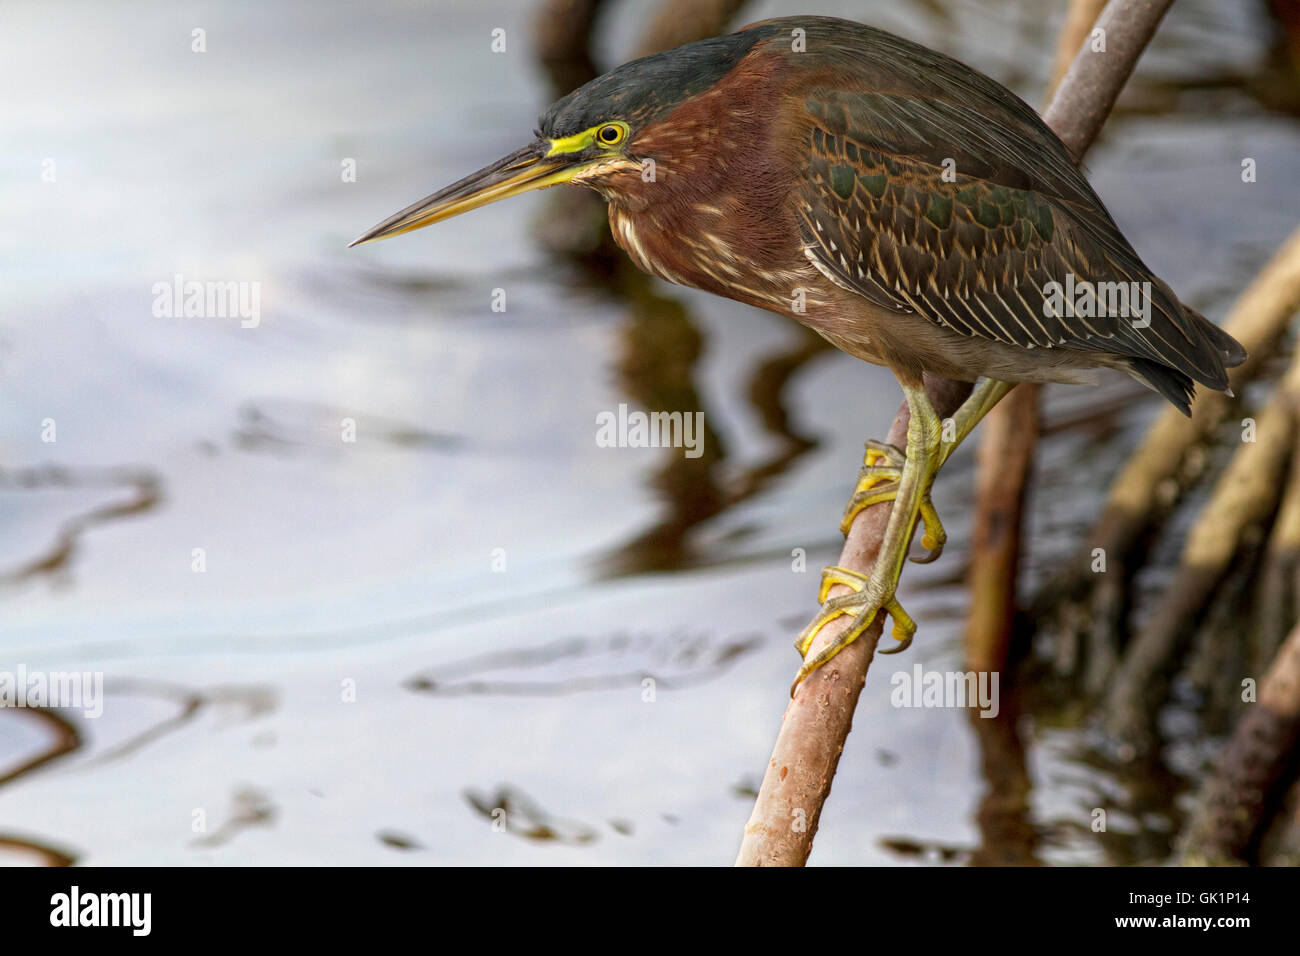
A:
[1,0,1297,865]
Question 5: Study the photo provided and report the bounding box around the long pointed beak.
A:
[348,143,582,247]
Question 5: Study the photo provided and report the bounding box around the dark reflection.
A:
[0,677,276,854]
[572,262,833,579]
[0,465,161,588]
[327,259,550,326]
[604,273,727,575]
[89,680,276,767]
[406,629,760,696]
[1016,668,1191,865]
[0,708,81,788]
[377,830,425,851]
[966,688,1041,866]
[1058,742,1189,866]
[234,399,461,455]
[0,835,77,867]
[190,786,276,849]
[528,2,834,580]
[879,837,963,863]
[465,785,599,845]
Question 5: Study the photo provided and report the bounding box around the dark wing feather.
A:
[795,86,1232,390]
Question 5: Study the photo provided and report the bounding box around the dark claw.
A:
[909,538,945,564]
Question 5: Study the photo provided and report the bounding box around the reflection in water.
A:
[0,465,161,588]
[878,837,963,864]
[872,691,1040,866]
[406,629,760,696]
[603,272,727,575]
[2,0,1295,867]
[0,707,81,789]
[1020,672,1191,865]
[966,693,1039,867]
[377,830,425,851]
[1063,743,1190,866]
[88,681,276,767]
[532,0,832,580]
[0,835,77,867]
[234,399,462,455]
[0,710,82,865]
[464,785,599,845]
[583,264,832,579]
[191,786,276,849]
[0,682,279,863]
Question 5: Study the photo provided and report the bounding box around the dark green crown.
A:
[538,25,777,138]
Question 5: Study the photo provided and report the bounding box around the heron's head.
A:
[348,27,773,246]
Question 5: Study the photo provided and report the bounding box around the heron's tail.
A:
[1124,309,1245,416]
[1186,307,1247,368]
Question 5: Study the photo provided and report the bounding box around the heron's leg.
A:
[791,379,1014,695]
[841,439,947,562]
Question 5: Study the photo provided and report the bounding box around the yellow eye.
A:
[596,123,625,146]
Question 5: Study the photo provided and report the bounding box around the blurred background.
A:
[1,0,1298,865]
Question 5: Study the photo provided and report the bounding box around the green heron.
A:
[352,16,1245,694]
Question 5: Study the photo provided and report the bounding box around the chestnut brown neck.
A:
[596,54,822,315]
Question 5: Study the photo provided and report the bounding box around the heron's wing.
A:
[794,88,1228,386]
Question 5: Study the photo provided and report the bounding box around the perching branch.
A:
[736,0,1177,867]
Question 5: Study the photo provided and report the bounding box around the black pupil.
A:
[601,127,618,142]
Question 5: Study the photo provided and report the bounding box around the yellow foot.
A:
[789,565,917,696]
[840,441,947,563]
[789,380,1017,697]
